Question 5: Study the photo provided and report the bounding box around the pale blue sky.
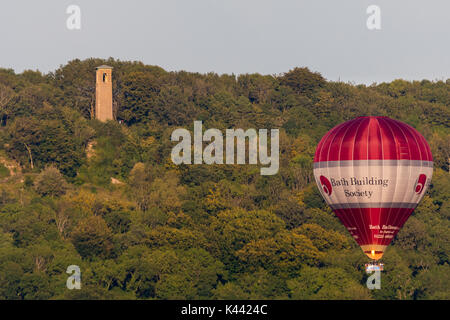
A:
[0,0,449,84]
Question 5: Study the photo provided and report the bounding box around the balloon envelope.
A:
[313,116,433,260]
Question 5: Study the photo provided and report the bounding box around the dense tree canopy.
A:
[0,58,448,299]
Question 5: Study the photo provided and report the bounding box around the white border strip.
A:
[314,160,433,169]
[330,202,418,210]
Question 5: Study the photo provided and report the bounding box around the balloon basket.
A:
[365,261,384,272]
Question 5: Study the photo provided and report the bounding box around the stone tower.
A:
[95,65,113,121]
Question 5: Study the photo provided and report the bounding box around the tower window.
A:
[103,73,107,82]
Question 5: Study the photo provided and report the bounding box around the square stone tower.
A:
[95,65,113,121]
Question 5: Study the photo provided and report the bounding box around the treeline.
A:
[0,58,448,299]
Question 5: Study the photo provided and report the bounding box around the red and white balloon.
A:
[313,116,433,260]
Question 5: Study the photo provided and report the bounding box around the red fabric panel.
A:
[314,116,432,162]
[334,207,414,247]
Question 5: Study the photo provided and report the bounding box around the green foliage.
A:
[213,269,288,299]
[287,267,372,300]
[71,216,113,259]
[280,67,326,97]
[34,166,69,197]
[0,163,10,178]
[236,231,324,275]
[207,208,285,271]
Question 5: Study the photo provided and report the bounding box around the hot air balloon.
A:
[313,116,433,267]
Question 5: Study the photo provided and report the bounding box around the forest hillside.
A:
[0,58,448,299]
